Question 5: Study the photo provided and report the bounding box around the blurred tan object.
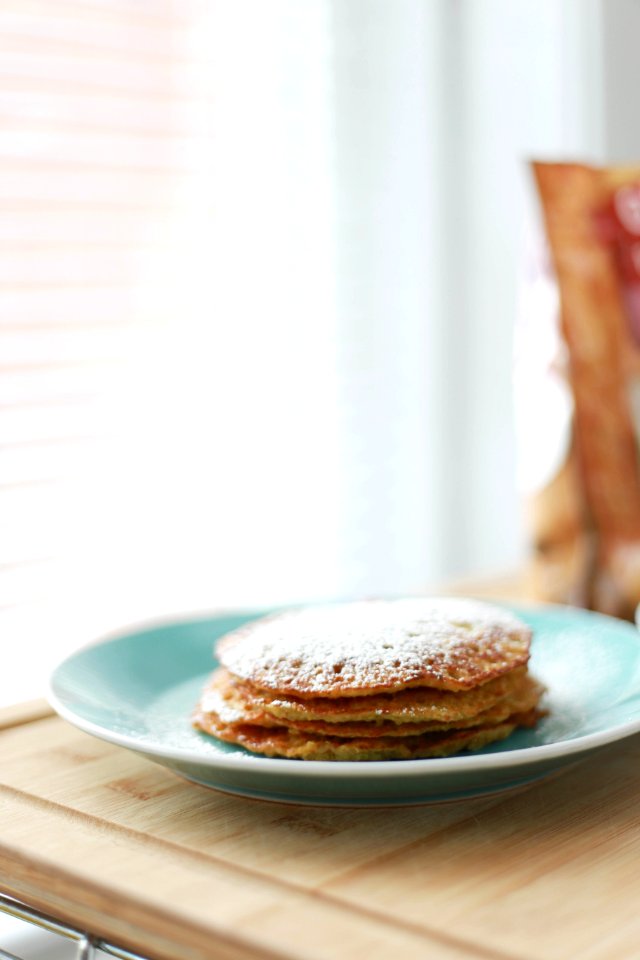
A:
[526,162,640,618]
[524,452,593,609]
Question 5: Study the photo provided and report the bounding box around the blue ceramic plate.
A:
[48,604,640,806]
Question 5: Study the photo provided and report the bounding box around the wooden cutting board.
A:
[1,697,640,960]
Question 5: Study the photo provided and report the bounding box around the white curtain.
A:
[0,0,611,704]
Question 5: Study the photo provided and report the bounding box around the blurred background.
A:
[1,0,639,707]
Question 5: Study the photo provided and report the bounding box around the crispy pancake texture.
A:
[194,599,545,761]
[192,711,541,761]
[217,599,531,698]
[229,668,528,724]
[197,668,544,738]
[282,677,544,738]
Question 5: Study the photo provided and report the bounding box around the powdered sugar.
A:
[200,685,244,725]
[217,598,531,696]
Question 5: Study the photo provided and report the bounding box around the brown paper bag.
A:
[526,162,640,619]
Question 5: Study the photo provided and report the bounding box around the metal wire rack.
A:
[0,894,148,960]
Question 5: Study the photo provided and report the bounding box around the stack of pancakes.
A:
[193,598,545,761]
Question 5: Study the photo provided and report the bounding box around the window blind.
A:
[0,0,199,700]
[0,0,347,705]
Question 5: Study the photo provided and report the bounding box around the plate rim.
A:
[47,601,640,779]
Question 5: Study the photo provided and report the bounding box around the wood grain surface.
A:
[0,698,53,731]
[0,697,639,960]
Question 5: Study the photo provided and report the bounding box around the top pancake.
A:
[216,598,531,698]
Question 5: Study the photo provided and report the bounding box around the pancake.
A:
[198,667,544,738]
[230,667,528,725]
[199,668,282,727]
[282,676,545,738]
[217,598,531,698]
[194,598,545,761]
[192,711,541,761]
